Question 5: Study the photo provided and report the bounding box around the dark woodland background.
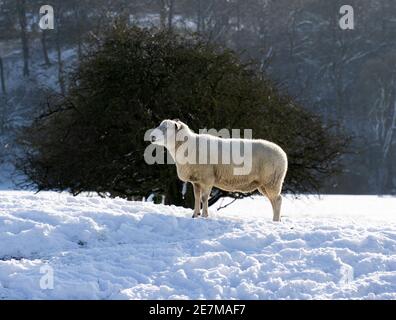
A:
[1,0,396,196]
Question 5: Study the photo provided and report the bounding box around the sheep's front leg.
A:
[201,186,212,218]
[270,195,282,222]
[192,183,201,218]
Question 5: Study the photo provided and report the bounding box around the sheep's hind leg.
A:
[259,187,282,222]
[192,183,201,218]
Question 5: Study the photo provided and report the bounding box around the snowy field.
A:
[0,191,396,299]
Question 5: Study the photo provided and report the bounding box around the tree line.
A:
[1,0,395,194]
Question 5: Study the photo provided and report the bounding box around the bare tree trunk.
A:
[197,0,202,32]
[56,30,65,95]
[236,0,241,31]
[382,100,396,158]
[77,35,82,60]
[159,0,167,28]
[16,0,29,77]
[41,31,51,66]
[380,99,396,193]
[73,2,84,60]
[75,14,83,60]
[168,0,174,30]
[0,57,6,95]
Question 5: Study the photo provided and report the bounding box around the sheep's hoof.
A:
[192,213,200,218]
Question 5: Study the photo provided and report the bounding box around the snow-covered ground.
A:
[0,191,396,299]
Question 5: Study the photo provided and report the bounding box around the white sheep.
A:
[150,119,288,221]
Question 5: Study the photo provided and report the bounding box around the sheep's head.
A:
[150,119,188,147]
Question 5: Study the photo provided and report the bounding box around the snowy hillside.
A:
[0,191,396,299]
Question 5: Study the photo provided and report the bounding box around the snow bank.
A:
[0,191,395,299]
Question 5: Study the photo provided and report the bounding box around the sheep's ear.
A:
[174,121,182,131]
